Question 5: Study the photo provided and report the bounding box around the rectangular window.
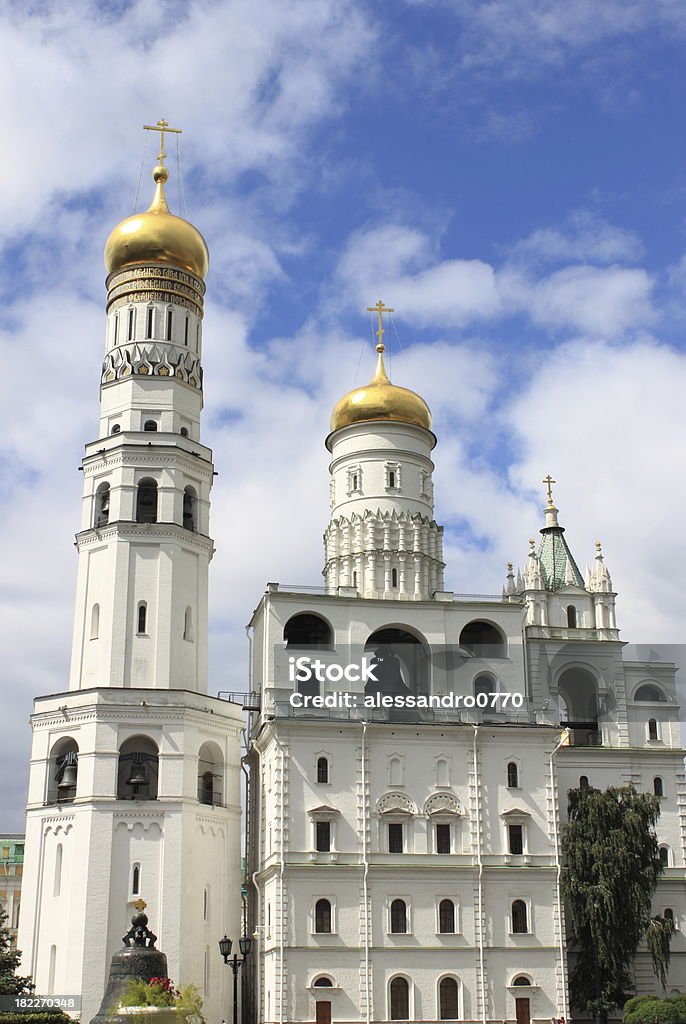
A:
[315,821,331,852]
[436,823,451,854]
[184,316,189,346]
[166,309,173,341]
[146,307,154,338]
[127,308,135,340]
[508,824,524,855]
[113,315,119,345]
[388,822,403,853]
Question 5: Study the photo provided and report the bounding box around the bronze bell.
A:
[127,762,147,787]
[58,764,77,790]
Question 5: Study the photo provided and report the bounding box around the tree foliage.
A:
[561,784,664,1020]
[646,916,675,990]
[0,908,33,996]
[624,995,686,1024]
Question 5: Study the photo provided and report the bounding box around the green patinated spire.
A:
[538,475,585,592]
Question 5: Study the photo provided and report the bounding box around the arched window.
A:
[111,424,121,434]
[117,736,159,800]
[315,898,331,933]
[283,613,333,649]
[390,977,409,1021]
[317,757,329,784]
[439,977,459,1020]
[392,568,398,588]
[654,776,664,797]
[390,899,407,934]
[389,756,403,786]
[143,420,158,432]
[184,317,190,346]
[507,762,518,788]
[113,314,119,345]
[313,977,333,987]
[635,684,666,702]
[512,900,528,933]
[180,427,189,437]
[389,470,396,488]
[90,603,100,640]
[127,308,135,340]
[659,846,670,868]
[95,482,110,527]
[183,606,193,641]
[146,307,154,339]
[136,479,158,523]
[474,674,494,703]
[353,570,358,587]
[132,863,141,895]
[438,899,455,934]
[459,620,506,658]
[648,718,659,741]
[436,758,450,787]
[198,742,224,806]
[579,775,589,789]
[566,605,577,628]
[49,738,78,804]
[183,486,196,531]
[137,602,147,634]
[53,844,62,897]
[166,309,173,341]
[513,976,532,986]
[665,908,674,922]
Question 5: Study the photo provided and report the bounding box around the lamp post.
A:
[218,935,252,1024]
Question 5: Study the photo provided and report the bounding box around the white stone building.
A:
[17,139,243,1024]
[244,316,686,1024]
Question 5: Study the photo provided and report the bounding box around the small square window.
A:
[436,823,451,854]
[388,822,403,853]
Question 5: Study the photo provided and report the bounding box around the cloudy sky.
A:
[2,0,686,828]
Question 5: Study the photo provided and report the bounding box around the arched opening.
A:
[390,899,407,934]
[313,977,333,988]
[198,742,224,806]
[146,307,154,339]
[390,977,409,1021]
[183,606,193,642]
[316,757,329,784]
[507,762,519,789]
[392,568,398,588]
[136,478,158,523]
[654,776,664,797]
[364,626,430,701]
[183,486,196,531]
[137,602,147,635]
[389,756,403,786]
[474,673,495,704]
[648,718,659,741]
[665,908,675,924]
[314,898,331,934]
[557,666,600,745]
[513,976,532,986]
[579,775,589,789]
[90,603,100,640]
[438,899,455,934]
[459,620,506,658]
[439,977,459,1020]
[95,482,110,527]
[389,470,396,488]
[127,307,135,340]
[566,605,577,628]
[635,684,666,702]
[512,900,528,933]
[117,736,159,800]
[111,424,121,434]
[53,844,62,897]
[132,863,141,895]
[48,738,78,804]
[180,427,189,437]
[143,420,158,432]
[283,613,333,649]
[659,846,670,868]
[436,758,450,787]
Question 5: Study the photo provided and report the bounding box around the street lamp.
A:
[218,934,252,1024]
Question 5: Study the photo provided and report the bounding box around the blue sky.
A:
[2,0,686,827]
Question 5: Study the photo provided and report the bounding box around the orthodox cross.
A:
[143,119,182,165]
[542,474,556,506]
[367,299,394,351]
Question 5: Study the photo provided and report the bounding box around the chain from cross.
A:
[542,474,556,506]
[143,119,182,165]
[367,299,394,352]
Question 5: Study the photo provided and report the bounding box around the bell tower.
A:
[18,124,243,1024]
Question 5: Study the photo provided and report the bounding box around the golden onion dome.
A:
[330,343,432,433]
[104,164,209,280]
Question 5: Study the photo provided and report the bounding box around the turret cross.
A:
[542,473,556,506]
[367,299,395,352]
[143,119,182,164]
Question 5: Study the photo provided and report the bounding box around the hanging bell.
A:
[127,761,148,787]
[58,764,77,790]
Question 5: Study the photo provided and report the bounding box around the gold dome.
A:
[104,164,209,280]
[330,345,432,433]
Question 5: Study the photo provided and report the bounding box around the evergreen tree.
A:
[0,908,33,995]
[561,784,665,1023]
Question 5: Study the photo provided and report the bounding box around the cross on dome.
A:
[143,118,182,166]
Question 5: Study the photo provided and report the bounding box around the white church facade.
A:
[17,130,243,1024]
[243,310,686,1024]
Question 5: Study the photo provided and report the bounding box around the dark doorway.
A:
[515,998,530,1024]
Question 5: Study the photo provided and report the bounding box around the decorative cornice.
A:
[82,448,214,477]
[101,341,202,390]
[75,521,215,554]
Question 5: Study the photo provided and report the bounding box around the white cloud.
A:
[507,210,645,266]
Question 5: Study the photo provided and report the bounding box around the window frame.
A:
[388,897,410,935]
